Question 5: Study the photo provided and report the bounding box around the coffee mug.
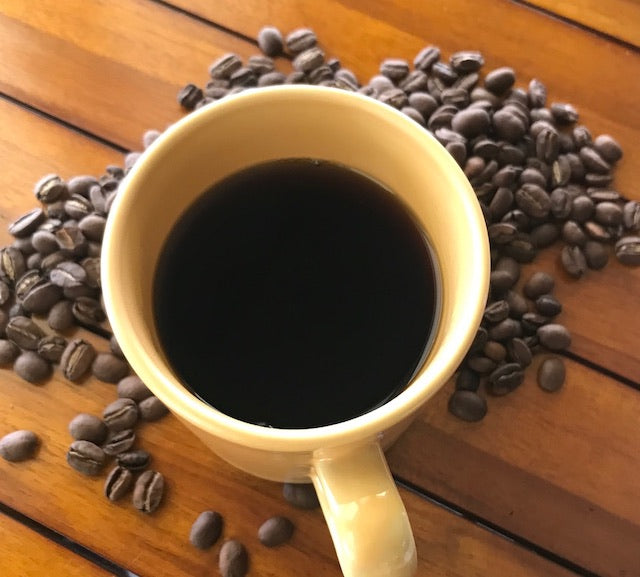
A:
[101,85,489,577]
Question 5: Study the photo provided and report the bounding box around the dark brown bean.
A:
[68,413,108,444]
[523,272,555,299]
[133,470,164,514]
[593,134,623,163]
[103,398,139,432]
[0,339,20,365]
[138,396,169,422]
[102,429,136,456]
[615,236,640,265]
[561,245,587,278]
[92,353,129,383]
[60,338,96,382]
[537,324,572,350]
[285,28,317,54]
[190,511,224,549]
[537,357,566,392]
[37,335,67,363]
[117,449,151,471]
[283,482,319,509]
[47,300,75,331]
[104,466,134,501]
[0,430,39,462]
[258,516,295,547]
[487,362,524,396]
[448,390,487,421]
[117,375,152,402]
[67,440,106,475]
[257,26,284,56]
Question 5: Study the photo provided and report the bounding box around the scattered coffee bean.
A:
[467,355,497,374]
[14,351,51,384]
[0,430,39,462]
[487,362,525,396]
[537,357,566,392]
[117,449,151,471]
[37,334,67,362]
[535,294,562,317]
[177,84,203,110]
[138,396,169,422]
[447,390,487,421]
[561,245,587,278]
[283,482,319,509]
[104,465,134,501]
[615,236,640,265]
[285,28,317,54]
[117,375,153,402]
[9,208,45,239]
[219,539,248,577]
[67,440,106,475]
[583,241,609,270]
[47,300,75,331]
[258,516,295,547]
[507,338,533,367]
[103,398,139,432]
[190,510,224,549]
[34,174,66,203]
[523,272,554,299]
[68,413,108,444]
[60,339,96,382]
[102,428,136,456]
[257,26,283,56]
[0,339,20,365]
[92,353,129,383]
[133,470,164,514]
[537,324,571,350]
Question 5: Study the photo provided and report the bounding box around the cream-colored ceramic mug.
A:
[102,85,489,577]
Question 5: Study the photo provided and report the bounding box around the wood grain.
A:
[0,513,116,576]
[389,355,640,577]
[525,0,640,47]
[1,0,639,381]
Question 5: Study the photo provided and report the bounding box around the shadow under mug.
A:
[101,86,490,577]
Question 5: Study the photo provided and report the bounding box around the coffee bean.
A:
[537,323,571,350]
[283,482,319,509]
[493,109,527,143]
[103,465,134,501]
[451,108,490,138]
[482,66,515,95]
[117,449,151,471]
[177,84,203,110]
[487,362,524,395]
[208,53,242,79]
[22,281,62,315]
[67,440,106,476]
[484,300,510,323]
[133,470,164,514]
[484,341,507,363]
[455,368,480,391]
[615,236,640,265]
[67,175,99,198]
[570,195,594,223]
[528,79,547,108]
[138,396,169,422]
[117,375,153,402]
[103,428,136,456]
[31,230,59,256]
[502,233,537,263]
[103,398,139,432]
[190,511,224,549]
[489,187,514,221]
[583,220,611,242]
[550,102,578,124]
[229,67,257,88]
[469,327,489,354]
[0,247,26,285]
[515,184,551,219]
[401,106,426,126]
[398,70,428,93]
[0,430,39,462]
[413,46,440,71]
[92,353,129,383]
[441,86,470,108]
[537,357,566,392]
[450,50,484,73]
[535,127,559,163]
[68,413,108,444]
[488,223,518,245]
[520,167,547,189]
[378,87,409,110]
[379,58,409,81]
[490,270,516,294]
[258,516,295,547]
[535,294,562,317]
[292,47,324,73]
[36,334,66,363]
[448,390,487,421]
[33,174,66,203]
[593,134,622,163]
[78,214,106,242]
[562,221,587,247]
[72,297,105,326]
[523,272,555,299]
[507,338,533,367]
[9,208,46,239]
[60,338,96,382]
[561,245,587,278]
[583,240,609,270]
[257,26,283,57]
[285,28,317,54]
[594,202,623,226]
[504,290,528,319]
[531,223,560,248]
[467,355,497,374]
[6,316,44,350]
[622,201,640,231]
[0,339,20,365]
[47,300,75,331]
[431,62,458,85]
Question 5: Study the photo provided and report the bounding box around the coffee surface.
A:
[154,159,438,428]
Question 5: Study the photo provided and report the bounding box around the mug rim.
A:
[102,85,490,452]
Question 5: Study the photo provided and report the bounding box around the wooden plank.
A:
[0,512,116,577]
[0,97,577,577]
[1,0,639,382]
[525,0,640,48]
[389,356,640,577]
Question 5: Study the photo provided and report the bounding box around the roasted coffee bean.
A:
[78,214,106,242]
[64,194,93,220]
[228,67,257,88]
[488,222,517,245]
[401,106,426,126]
[91,353,129,383]
[562,220,587,247]
[455,368,480,391]
[550,102,578,124]
[283,482,319,509]
[502,233,536,263]
[257,26,284,56]
[176,84,203,110]
[379,58,409,81]
[469,327,489,354]
[484,300,510,323]
[138,396,169,422]
[31,230,59,256]
[492,109,527,143]
[54,225,87,255]
[6,316,44,350]
[22,282,62,315]
[257,71,286,87]
[583,220,611,242]
[615,236,640,265]
[448,390,487,421]
[36,334,66,363]
[441,86,469,108]
[133,470,164,514]
[551,156,572,187]
[0,281,9,307]
[487,362,524,395]
[292,47,324,73]
[67,440,106,475]
[34,174,66,203]
[0,339,20,365]
[488,187,514,221]
[495,256,520,283]
[537,323,571,350]
[504,290,528,319]
[521,312,550,335]
[490,270,515,294]
[378,87,409,110]
[117,375,152,402]
[450,50,484,73]
[71,297,105,326]
[594,202,623,227]
[117,449,151,471]
[537,357,566,392]
[579,147,610,174]
[104,465,134,501]
[483,66,515,95]
[0,247,26,285]
[398,70,428,93]
[67,175,99,198]
[488,318,522,341]
[47,300,75,331]
[531,223,560,248]
[431,61,458,85]
[284,70,307,84]
[219,539,248,577]
[451,107,490,138]
[535,128,559,164]
[60,338,96,382]
[246,55,275,76]
[507,337,533,367]
[570,195,594,223]
[103,398,139,432]
[9,208,45,238]
[561,245,587,278]
[208,53,242,79]
[190,511,224,549]
[68,413,108,444]
[549,187,572,219]
[583,241,609,270]
[434,127,466,147]
[593,134,622,163]
[15,270,43,302]
[515,184,551,219]
[413,46,440,71]
[622,201,640,231]
[520,167,547,189]
[467,355,497,374]
[258,516,295,547]
[103,428,136,456]
[484,341,507,363]
[0,430,39,462]
[285,28,317,54]
[535,294,562,317]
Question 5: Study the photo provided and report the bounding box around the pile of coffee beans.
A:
[176,25,637,421]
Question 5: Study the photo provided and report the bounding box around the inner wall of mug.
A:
[102,85,489,450]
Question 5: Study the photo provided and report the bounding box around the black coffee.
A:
[153,159,439,428]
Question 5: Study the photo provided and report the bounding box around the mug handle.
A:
[311,441,417,577]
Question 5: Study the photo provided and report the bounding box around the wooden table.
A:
[1,1,639,576]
